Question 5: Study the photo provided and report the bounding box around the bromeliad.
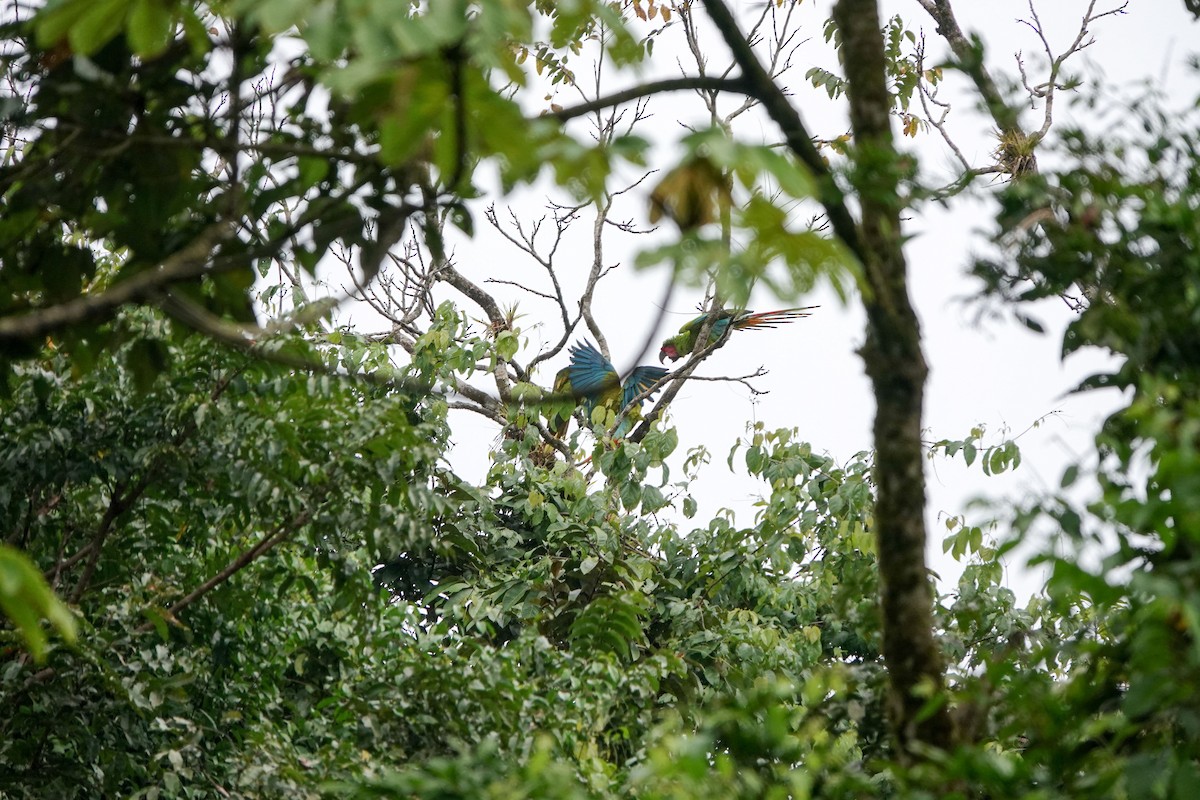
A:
[658,306,818,363]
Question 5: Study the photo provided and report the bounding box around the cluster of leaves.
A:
[12,295,1192,798]
[640,128,859,306]
[366,407,894,795]
[805,15,934,138]
[954,92,1200,798]
[930,424,1023,479]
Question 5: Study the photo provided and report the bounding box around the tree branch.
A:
[1017,0,1128,142]
[915,34,975,173]
[629,328,731,442]
[432,259,523,397]
[0,222,236,343]
[49,366,246,592]
[384,326,506,421]
[550,76,749,122]
[67,480,131,604]
[915,0,1024,138]
[158,291,491,412]
[137,504,318,633]
[700,0,865,263]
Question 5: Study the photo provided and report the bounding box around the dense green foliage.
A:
[0,308,893,796]
[964,98,1200,797]
[0,316,446,796]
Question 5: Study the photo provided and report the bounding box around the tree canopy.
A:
[3,0,1200,798]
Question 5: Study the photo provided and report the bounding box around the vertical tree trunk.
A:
[833,0,957,756]
[702,0,956,756]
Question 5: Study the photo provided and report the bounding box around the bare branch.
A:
[915,34,974,173]
[677,367,769,392]
[915,0,1024,138]
[483,278,560,303]
[917,0,1124,175]
[616,362,768,441]
[484,202,580,368]
[1017,0,1129,142]
[629,321,736,442]
[579,195,617,358]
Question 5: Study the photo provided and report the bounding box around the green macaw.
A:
[550,340,669,437]
[658,306,818,362]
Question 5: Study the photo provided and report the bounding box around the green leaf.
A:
[683,495,697,518]
[242,0,312,33]
[125,338,170,393]
[67,0,131,56]
[641,484,666,512]
[178,7,212,55]
[374,65,451,165]
[1061,464,1080,488]
[297,155,330,190]
[747,147,814,199]
[619,478,642,510]
[448,203,474,237]
[0,545,78,663]
[496,330,519,361]
[33,0,88,48]
[127,0,174,58]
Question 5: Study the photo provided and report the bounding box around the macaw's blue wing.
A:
[612,365,668,438]
[621,366,669,411]
[567,341,620,411]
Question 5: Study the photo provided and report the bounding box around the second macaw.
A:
[658,306,818,363]
[554,340,668,437]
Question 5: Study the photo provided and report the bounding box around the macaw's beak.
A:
[658,349,668,363]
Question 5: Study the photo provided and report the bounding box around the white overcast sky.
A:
[340,0,1199,599]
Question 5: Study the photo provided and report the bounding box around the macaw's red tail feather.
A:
[732,305,819,331]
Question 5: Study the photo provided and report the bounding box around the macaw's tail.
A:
[732,305,819,331]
